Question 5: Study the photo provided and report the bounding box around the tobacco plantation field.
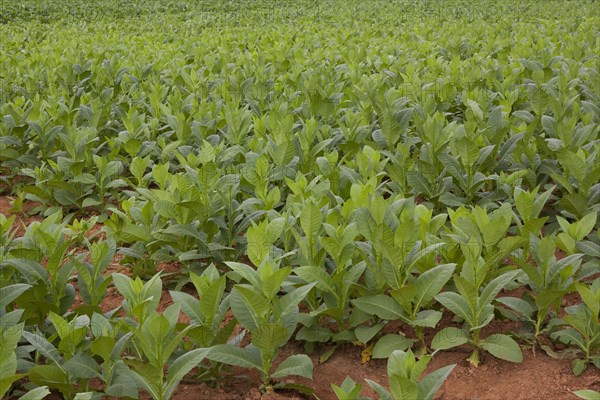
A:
[0,1,599,399]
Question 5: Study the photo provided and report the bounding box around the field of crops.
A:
[0,1,599,399]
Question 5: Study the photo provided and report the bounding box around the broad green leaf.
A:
[479,271,520,309]
[207,344,262,371]
[366,379,394,400]
[417,364,456,400]
[22,331,64,370]
[18,386,51,400]
[169,291,204,324]
[63,353,101,379]
[496,297,534,318]
[164,348,210,400]
[573,390,600,400]
[434,292,473,324]
[28,365,70,394]
[352,295,403,320]
[355,323,385,344]
[480,334,523,363]
[252,323,288,353]
[0,284,32,309]
[105,360,138,398]
[431,327,469,350]
[230,286,268,331]
[271,354,313,379]
[572,358,588,376]
[410,310,443,328]
[295,266,334,293]
[372,334,415,359]
[300,202,322,242]
[413,264,456,311]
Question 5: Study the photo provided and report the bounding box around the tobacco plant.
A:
[208,260,315,391]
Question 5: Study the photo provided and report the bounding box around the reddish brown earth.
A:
[1,196,598,400]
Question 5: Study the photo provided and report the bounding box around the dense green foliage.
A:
[1,0,599,399]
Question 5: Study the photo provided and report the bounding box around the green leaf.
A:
[73,393,94,400]
[130,368,160,400]
[372,334,415,359]
[574,213,597,241]
[559,194,589,219]
[246,225,271,265]
[22,331,64,370]
[271,354,313,379]
[573,390,600,400]
[163,348,210,400]
[496,297,534,318]
[431,327,469,350]
[479,271,520,309]
[413,264,456,311]
[417,364,456,400]
[576,240,600,257]
[230,286,268,331]
[352,295,403,320]
[366,379,394,400]
[572,358,588,376]
[252,323,288,353]
[112,273,137,304]
[355,323,385,344]
[390,376,418,400]
[0,284,32,309]
[300,202,322,242]
[434,292,473,324]
[1,374,24,399]
[294,266,334,293]
[332,376,363,400]
[130,156,147,185]
[63,353,101,379]
[207,344,262,371]
[480,334,523,363]
[105,360,138,398]
[467,99,484,121]
[410,310,443,328]
[275,283,317,319]
[18,386,51,400]
[575,283,599,324]
[169,291,204,324]
[28,365,70,394]
[406,171,432,197]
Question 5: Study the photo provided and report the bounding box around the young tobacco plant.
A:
[22,313,101,399]
[294,219,367,348]
[355,196,442,294]
[331,377,369,400]
[496,235,583,347]
[556,212,597,255]
[6,212,76,326]
[169,265,235,382]
[444,204,525,282]
[432,241,523,365]
[72,239,116,315]
[352,263,456,355]
[128,303,210,400]
[207,260,315,392]
[550,279,600,376]
[335,349,455,400]
[88,313,139,398]
[112,271,162,325]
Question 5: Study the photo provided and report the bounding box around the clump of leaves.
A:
[207,260,315,393]
[334,349,455,400]
[550,279,600,376]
